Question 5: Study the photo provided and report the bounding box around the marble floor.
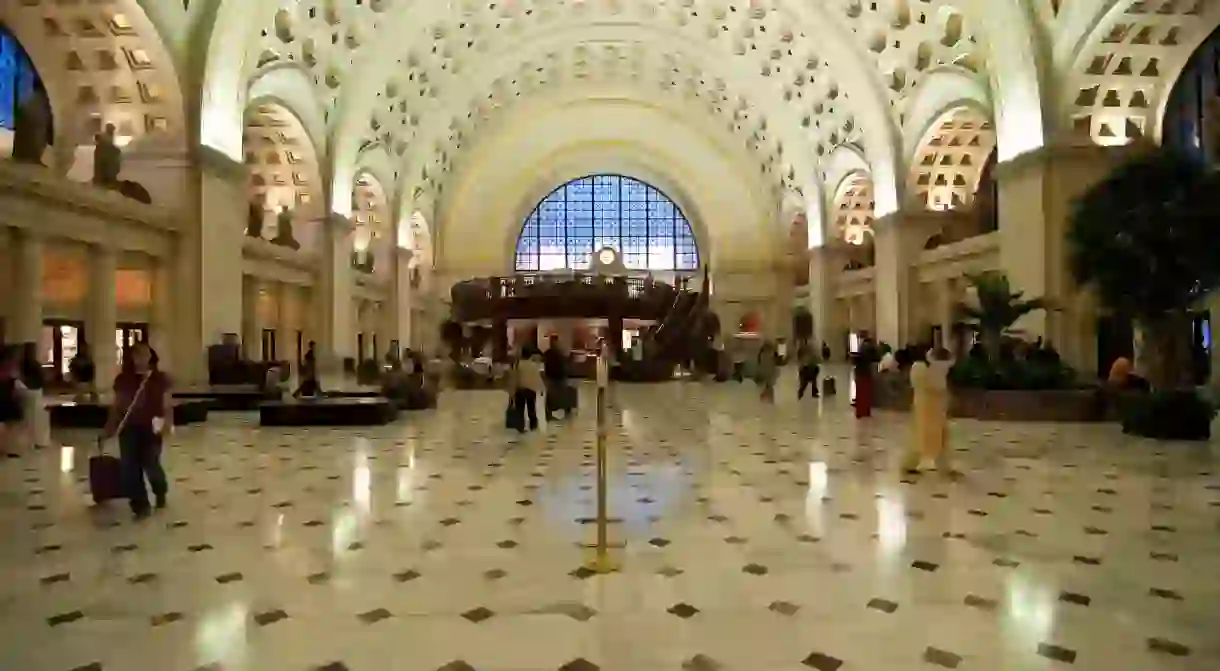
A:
[2,377,1220,671]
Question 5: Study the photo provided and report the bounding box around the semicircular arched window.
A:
[514,175,700,272]
[0,25,41,132]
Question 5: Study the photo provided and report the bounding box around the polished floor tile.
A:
[3,372,1220,670]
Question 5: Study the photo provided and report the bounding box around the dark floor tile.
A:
[867,598,898,613]
[128,572,158,584]
[1037,643,1077,663]
[668,603,700,618]
[436,663,477,671]
[188,543,213,553]
[769,601,800,616]
[1059,591,1091,606]
[1072,555,1101,566]
[253,609,288,626]
[742,563,769,575]
[682,654,724,670]
[307,572,331,585]
[215,572,243,584]
[801,651,844,670]
[558,660,600,671]
[357,608,392,624]
[40,572,70,586]
[314,664,350,671]
[923,647,962,668]
[150,611,185,626]
[648,537,671,547]
[657,566,684,578]
[964,594,999,611]
[393,569,421,582]
[911,560,939,572]
[461,607,495,623]
[496,540,518,549]
[68,664,103,671]
[1149,587,1183,601]
[1150,552,1179,562]
[47,610,85,626]
[1147,637,1190,657]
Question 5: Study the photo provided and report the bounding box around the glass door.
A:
[42,320,83,385]
[115,323,148,368]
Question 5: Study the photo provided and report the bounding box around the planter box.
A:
[873,373,1111,422]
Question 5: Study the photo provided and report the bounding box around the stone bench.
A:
[259,397,397,427]
[48,400,210,429]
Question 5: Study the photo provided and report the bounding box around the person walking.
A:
[512,348,544,433]
[903,347,955,475]
[796,344,820,399]
[757,341,779,404]
[103,342,172,520]
[542,335,570,420]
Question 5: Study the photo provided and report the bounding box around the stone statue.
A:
[92,123,122,188]
[247,198,265,238]
[11,83,51,165]
[272,205,300,250]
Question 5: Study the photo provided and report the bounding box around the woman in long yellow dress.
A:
[903,347,954,475]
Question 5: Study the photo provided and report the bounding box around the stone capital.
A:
[194,145,248,183]
[325,213,356,232]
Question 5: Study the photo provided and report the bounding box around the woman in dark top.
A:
[104,342,173,519]
[851,337,880,419]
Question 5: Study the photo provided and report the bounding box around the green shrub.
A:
[1120,390,1214,441]
[948,357,1077,391]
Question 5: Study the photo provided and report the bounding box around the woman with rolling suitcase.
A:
[102,342,173,520]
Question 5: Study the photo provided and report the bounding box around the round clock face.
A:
[598,248,617,265]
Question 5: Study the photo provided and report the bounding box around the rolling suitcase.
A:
[822,376,837,396]
[90,373,151,504]
[89,438,124,504]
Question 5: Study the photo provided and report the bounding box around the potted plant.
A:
[1068,146,1220,439]
[955,272,1048,362]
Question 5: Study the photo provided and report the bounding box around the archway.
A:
[1163,24,1220,166]
[833,172,877,270]
[513,174,700,276]
[0,24,51,162]
[243,102,323,252]
[352,172,391,275]
[908,106,999,243]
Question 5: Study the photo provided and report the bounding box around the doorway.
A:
[261,329,277,362]
[116,323,149,368]
[42,320,84,384]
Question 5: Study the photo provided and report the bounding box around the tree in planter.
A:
[955,271,1048,362]
[1068,147,1220,389]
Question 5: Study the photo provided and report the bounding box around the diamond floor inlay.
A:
[2,376,1220,670]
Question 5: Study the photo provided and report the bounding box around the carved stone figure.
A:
[247,197,266,238]
[272,206,300,250]
[92,123,122,188]
[11,83,51,165]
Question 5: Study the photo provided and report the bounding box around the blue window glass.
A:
[514,175,700,272]
[1,26,40,132]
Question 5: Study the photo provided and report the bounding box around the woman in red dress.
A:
[852,337,879,419]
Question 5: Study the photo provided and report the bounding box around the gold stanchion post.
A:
[584,347,620,574]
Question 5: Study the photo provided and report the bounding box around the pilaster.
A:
[995,141,1135,374]
[387,247,415,351]
[806,246,837,357]
[318,213,356,374]
[86,243,118,386]
[11,228,44,344]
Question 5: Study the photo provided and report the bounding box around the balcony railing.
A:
[450,272,694,322]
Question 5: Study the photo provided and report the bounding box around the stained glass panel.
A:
[1,28,40,132]
[514,175,699,272]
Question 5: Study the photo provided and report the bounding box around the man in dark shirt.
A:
[542,336,569,421]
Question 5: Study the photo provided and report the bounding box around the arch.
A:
[0,23,52,161]
[901,67,993,168]
[437,96,770,277]
[247,64,328,164]
[328,8,896,222]
[352,170,392,275]
[200,0,282,160]
[1162,24,1220,164]
[906,106,997,212]
[971,0,1049,159]
[513,174,700,274]
[821,144,872,232]
[242,101,324,252]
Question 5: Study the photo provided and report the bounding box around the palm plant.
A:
[1068,146,1220,389]
[955,272,1048,362]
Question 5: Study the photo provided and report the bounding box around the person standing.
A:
[851,336,879,419]
[821,341,832,363]
[19,342,50,448]
[903,347,955,475]
[69,339,98,402]
[757,341,779,404]
[796,344,820,399]
[103,342,172,520]
[542,335,570,421]
[513,349,544,433]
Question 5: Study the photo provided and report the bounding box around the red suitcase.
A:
[89,438,124,504]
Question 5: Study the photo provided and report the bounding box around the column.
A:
[150,257,173,374]
[242,276,260,360]
[318,214,356,379]
[168,147,248,384]
[807,246,837,358]
[11,229,44,345]
[997,141,1132,375]
[276,281,291,363]
[387,248,414,352]
[86,244,118,387]
[872,213,910,347]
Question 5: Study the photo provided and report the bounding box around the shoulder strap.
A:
[115,373,152,435]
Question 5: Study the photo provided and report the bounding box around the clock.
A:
[598,248,618,265]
